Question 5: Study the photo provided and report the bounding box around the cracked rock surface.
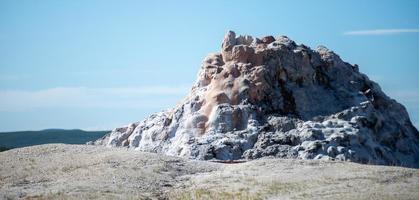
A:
[93,31,419,168]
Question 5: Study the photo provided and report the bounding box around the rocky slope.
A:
[93,31,419,168]
[1,144,418,200]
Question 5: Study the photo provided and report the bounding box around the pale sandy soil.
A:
[0,144,418,200]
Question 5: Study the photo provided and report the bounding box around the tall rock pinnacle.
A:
[93,31,419,167]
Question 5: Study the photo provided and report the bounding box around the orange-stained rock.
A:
[94,31,419,168]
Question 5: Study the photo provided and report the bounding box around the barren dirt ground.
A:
[0,144,418,200]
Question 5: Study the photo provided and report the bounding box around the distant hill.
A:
[0,129,109,151]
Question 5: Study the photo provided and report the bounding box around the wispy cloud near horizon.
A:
[0,86,190,112]
[386,89,419,129]
[344,29,419,36]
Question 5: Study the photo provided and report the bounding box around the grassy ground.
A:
[0,144,418,200]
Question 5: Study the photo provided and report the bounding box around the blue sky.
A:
[0,0,418,131]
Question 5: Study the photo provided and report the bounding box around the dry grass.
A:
[1,144,418,200]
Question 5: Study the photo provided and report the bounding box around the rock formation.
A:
[93,31,419,167]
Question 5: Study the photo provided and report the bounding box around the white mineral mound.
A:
[93,31,419,168]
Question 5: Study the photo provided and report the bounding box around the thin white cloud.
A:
[387,90,419,129]
[82,123,124,131]
[367,75,384,82]
[390,90,419,107]
[344,29,419,36]
[0,74,29,81]
[0,86,190,112]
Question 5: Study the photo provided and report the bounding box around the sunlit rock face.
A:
[93,31,419,167]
